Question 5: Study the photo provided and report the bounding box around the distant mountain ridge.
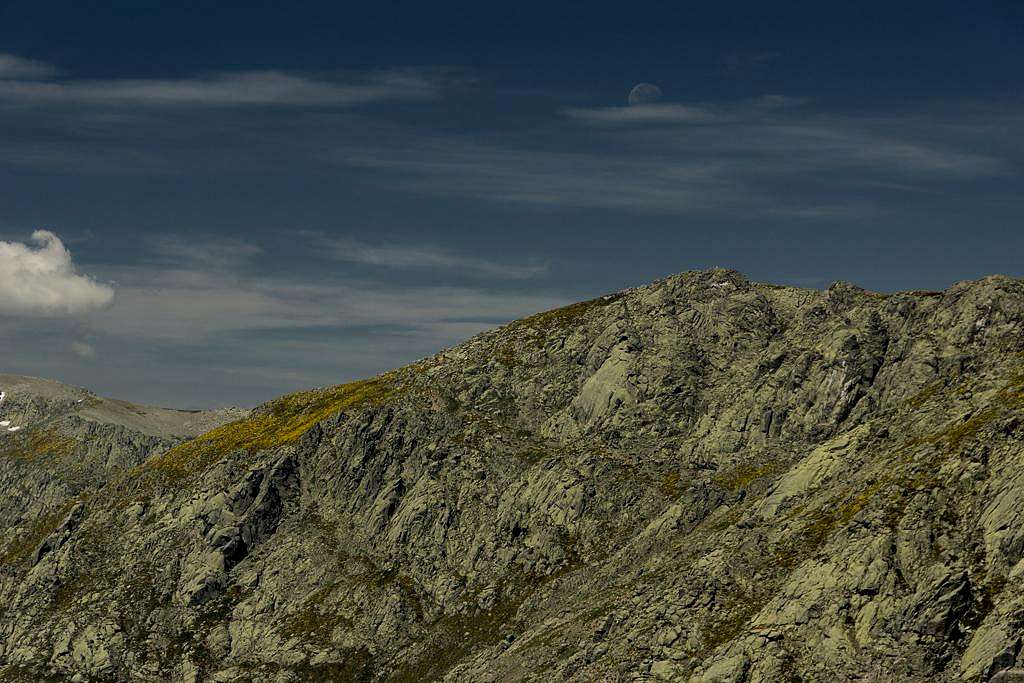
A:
[2,269,1024,682]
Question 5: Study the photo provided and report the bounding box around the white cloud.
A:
[0,231,114,315]
[0,231,569,406]
[311,234,547,279]
[0,54,55,80]
[0,68,441,108]
[70,340,96,358]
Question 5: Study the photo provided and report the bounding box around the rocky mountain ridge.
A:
[1,268,1024,682]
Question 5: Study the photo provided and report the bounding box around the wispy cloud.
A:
[0,60,444,108]
[309,234,547,279]
[338,99,1011,217]
[90,271,564,344]
[70,340,96,358]
[148,235,263,270]
[0,54,56,80]
[723,51,782,73]
[339,141,730,213]
[86,231,556,343]
[752,95,808,109]
[562,103,720,124]
[562,95,808,126]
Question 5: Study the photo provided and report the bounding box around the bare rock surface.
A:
[2,269,1024,681]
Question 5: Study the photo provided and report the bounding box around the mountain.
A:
[2,269,1024,682]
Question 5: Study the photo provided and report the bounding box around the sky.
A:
[0,1,1022,408]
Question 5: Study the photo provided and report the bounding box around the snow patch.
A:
[0,392,16,433]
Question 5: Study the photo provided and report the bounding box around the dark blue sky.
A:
[0,1,1021,406]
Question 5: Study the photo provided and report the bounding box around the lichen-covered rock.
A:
[3,269,1024,681]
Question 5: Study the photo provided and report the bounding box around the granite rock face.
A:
[2,269,1024,682]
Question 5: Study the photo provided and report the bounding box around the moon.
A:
[628,82,663,106]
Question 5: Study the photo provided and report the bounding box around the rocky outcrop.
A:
[2,269,1024,681]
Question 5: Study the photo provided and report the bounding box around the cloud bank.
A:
[0,231,114,315]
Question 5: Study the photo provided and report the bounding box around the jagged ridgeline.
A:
[2,269,1024,682]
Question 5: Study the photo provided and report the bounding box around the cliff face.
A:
[2,269,1024,682]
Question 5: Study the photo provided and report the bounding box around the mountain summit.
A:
[2,269,1024,682]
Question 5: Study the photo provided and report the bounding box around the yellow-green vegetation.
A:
[340,554,427,623]
[149,373,404,483]
[392,560,592,682]
[0,665,46,682]
[685,481,886,658]
[703,505,744,534]
[906,381,943,409]
[963,537,1009,629]
[289,648,374,683]
[929,408,1000,452]
[44,513,118,611]
[491,292,622,359]
[917,368,1024,453]
[278,585,353,645]
[515,441,567,465]
[514,294,622,332]
[0,427,75,463]
[696,589,771,655]
[48,566,112,612]
[659,471,682,498]
[555,530,583,571]
[0,500,76,565]
[519,600,613,659]
[390,589,522,683]
[367,567,425,621]
[163,584,244,674]
[888,361,1024,463]
[1002,364,1024,404]
[494,341,519,368]
[713,461,780,492]
[773,482,882,570]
